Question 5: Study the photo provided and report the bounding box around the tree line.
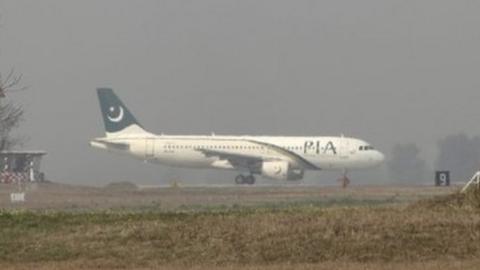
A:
[387,134,480,183]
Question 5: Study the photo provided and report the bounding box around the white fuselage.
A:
[91,134,384,173]
[92,88,385,183]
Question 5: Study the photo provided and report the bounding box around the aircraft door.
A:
[338,139,351,165]
[340,139,350,157]
[145,138,155,159]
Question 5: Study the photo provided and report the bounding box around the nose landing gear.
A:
[235,174,256,185]
[337,170,350,188]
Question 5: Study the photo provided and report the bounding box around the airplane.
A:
[90,88,385,185]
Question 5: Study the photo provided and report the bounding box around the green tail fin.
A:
[96,88,144,134]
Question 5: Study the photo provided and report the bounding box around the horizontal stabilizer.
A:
[90,140,130,151]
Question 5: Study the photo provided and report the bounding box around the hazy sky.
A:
[1,0,480,185]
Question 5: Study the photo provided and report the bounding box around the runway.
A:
[0,182,458,211]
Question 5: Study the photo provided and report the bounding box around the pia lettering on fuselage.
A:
[304,141,337,155]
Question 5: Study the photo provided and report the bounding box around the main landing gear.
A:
[235,174,256,185]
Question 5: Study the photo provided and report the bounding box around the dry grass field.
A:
[0,183,477,269]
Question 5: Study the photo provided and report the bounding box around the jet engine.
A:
[261,161,304,181]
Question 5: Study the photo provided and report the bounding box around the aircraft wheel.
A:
[235,175,245,185]
[245,175,256,185]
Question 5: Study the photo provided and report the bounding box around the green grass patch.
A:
[0,195,479,267]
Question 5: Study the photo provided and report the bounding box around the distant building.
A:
[0,151,47,183]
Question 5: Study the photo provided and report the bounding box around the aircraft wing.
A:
[196,140,319,171]
[196,148,265,169]
[247,140,320,170]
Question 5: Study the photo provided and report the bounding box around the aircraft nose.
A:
[375,151,385,164]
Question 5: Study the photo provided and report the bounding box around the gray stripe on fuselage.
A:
[246,139,320,170]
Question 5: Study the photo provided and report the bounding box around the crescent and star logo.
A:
[107,106,124,123]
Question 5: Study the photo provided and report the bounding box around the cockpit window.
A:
[359,146,364,151]
[359,145,375,151]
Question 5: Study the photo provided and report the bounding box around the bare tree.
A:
[0,69,27,95]
[0,70,25,151]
